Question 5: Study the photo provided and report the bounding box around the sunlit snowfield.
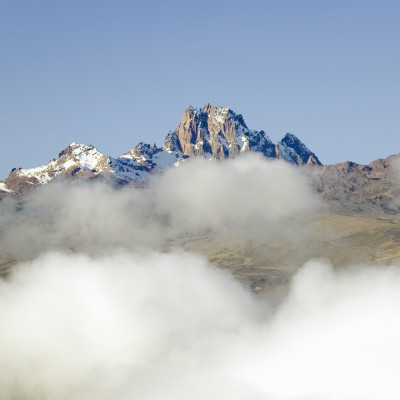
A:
[1,155,400,399]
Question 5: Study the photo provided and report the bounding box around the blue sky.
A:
[1,0,399,179]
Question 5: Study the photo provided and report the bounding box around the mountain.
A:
[0,142,178,197]
[2,103,399,217]
[164,104,276,159]
[1,105,400,294]
[164,104,321,165]
[0,104,321,197]
[306,155,400,214]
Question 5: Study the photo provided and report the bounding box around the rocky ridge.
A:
[0,104,321,198]
[306,155,400,214]
[0,142,178,197]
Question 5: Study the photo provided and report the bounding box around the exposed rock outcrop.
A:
[163,104,277,160]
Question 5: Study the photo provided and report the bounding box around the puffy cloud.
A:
[0,154,319,261]
[0,250,260,400]
[151,154,318,237]
[3,155,394,399]
[0,252,399,399]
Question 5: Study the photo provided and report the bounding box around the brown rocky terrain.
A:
[306,154,400,214]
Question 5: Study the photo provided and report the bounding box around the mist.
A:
[0,154,318,261]
[0,252,400,399]
[1,154,398,399]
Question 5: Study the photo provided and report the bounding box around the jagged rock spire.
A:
[163,104,276,160]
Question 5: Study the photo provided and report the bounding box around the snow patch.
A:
[278,143,297,162]
[108,157,149,183]
[62,159,76,170]
[70,144,105,171]
[209,107,229,124]
[17,164,55,184]
[0,182,14,193]
[152,150,177,170]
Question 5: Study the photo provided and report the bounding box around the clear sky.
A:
[1,0,399,179]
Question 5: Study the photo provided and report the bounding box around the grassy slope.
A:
[1,211,399,295]
[174,212,400,296]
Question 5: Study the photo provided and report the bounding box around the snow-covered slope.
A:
[0,142,181,196]
[121,142,179,170]
[16,143,110,184]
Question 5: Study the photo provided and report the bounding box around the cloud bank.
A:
[0,154,318,261]
[2,154,396,399]
[0,252,399,399]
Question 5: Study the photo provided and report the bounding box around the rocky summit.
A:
[0,104,321,198]
[164,104,321,165]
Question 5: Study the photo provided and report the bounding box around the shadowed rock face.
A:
[276,133,321,166]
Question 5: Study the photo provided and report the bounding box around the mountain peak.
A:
[276,133,322,165]
[162,104,321,165]
[184,105,199,115]
[163,104,275,159]
[282,133,300,142]
[202,103,231,122]
[58,142,97,158]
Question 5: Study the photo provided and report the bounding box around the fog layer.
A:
[0,252,399,399]
[1,154,396,399]
[0,155,318,261]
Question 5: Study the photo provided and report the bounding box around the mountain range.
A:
[1,104,400,294]
[1,103,400,217]
[0,104,321,197]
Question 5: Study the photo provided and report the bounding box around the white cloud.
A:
[0,154,319,261]
[3,154,395,399]
[151,154,318,236]
[0,252,399,399]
